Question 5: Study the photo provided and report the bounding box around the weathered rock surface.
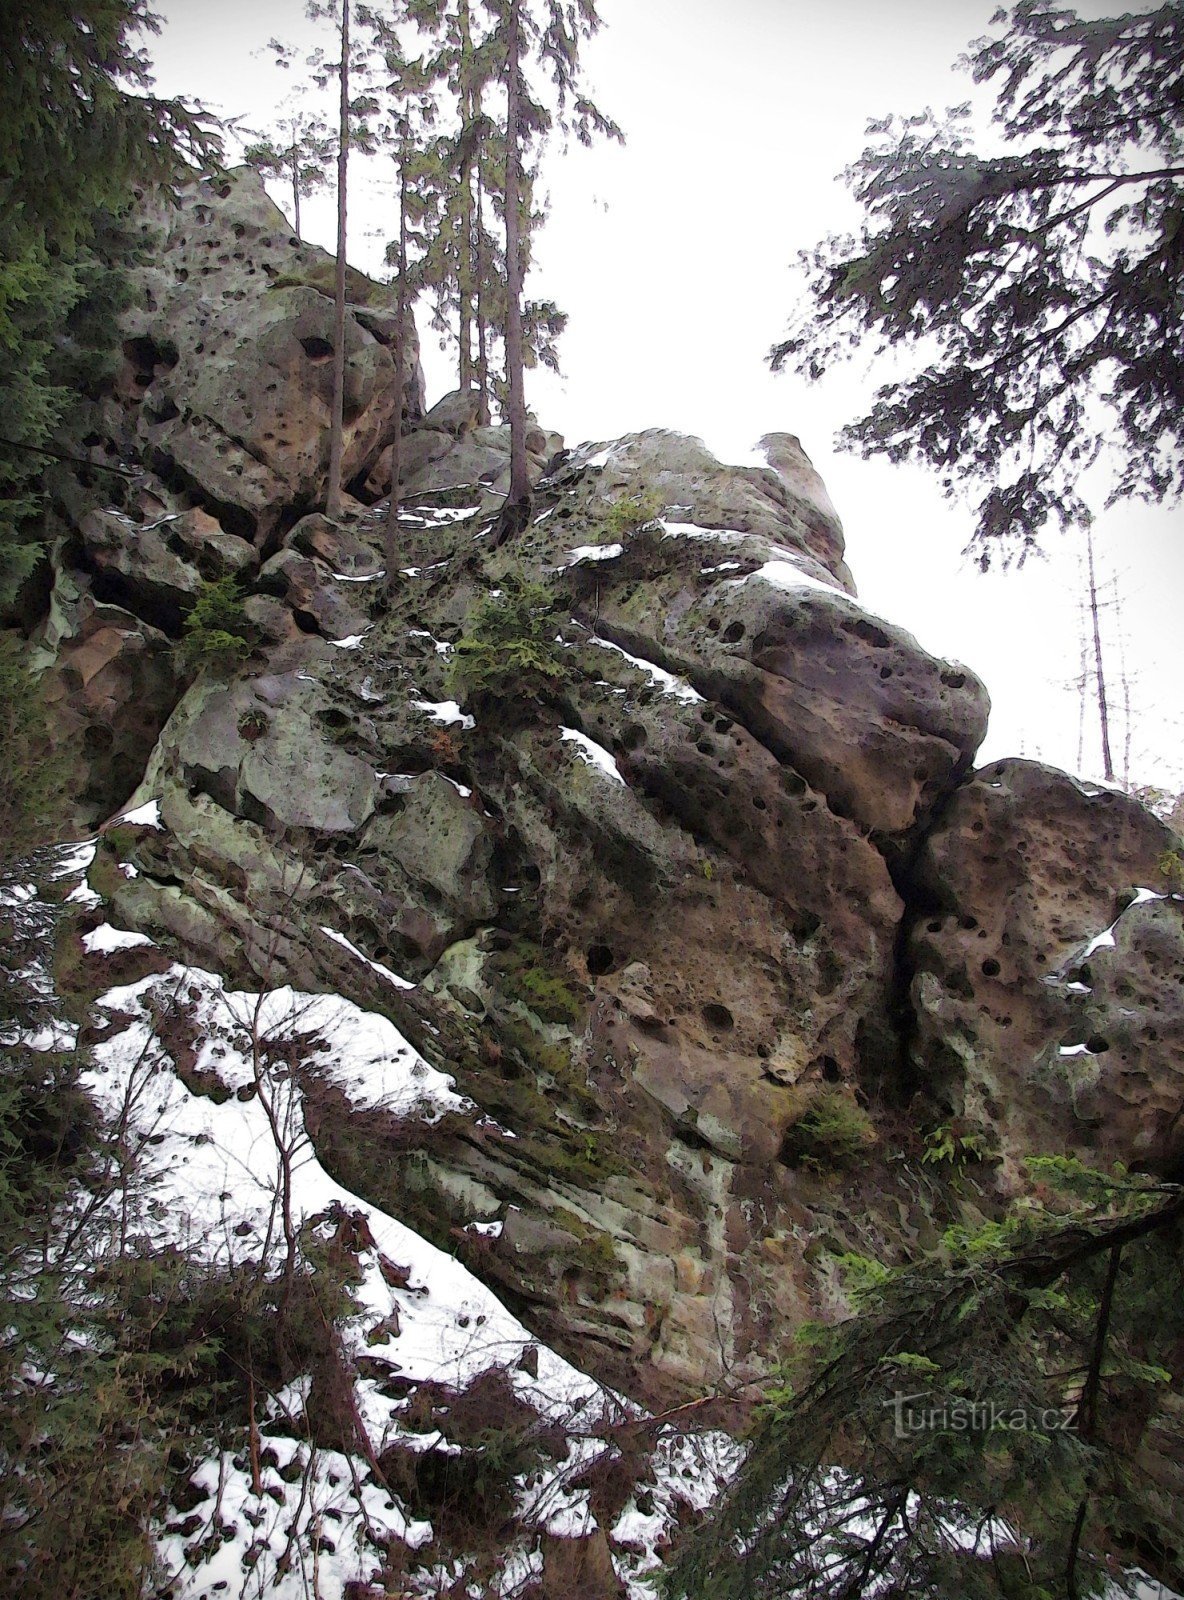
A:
[106,168,424,541]
[32,571,180,816]
[27,383,1181,1419]
[909,759,1184,1175]
[79,503,256,630]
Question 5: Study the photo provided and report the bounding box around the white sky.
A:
[148,0,1184,794]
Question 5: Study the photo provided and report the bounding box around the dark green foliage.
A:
[599,487,665,542]
[179,576,255,675]
[0,636,73,863]
[773,1,1184,565]
[1,1,220,254]
[667,1165,1184,1600]
[780,1086,877,1171]
[449,580,571,710]
[0,2,220,599]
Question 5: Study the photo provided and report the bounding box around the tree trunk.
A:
[1086,521,1115,782]
[291,156,301,242]
[385,143,410,588]
[497,0,531,541]
[475,156,491,425]
[326,0,350,520]
[457,0,475,393]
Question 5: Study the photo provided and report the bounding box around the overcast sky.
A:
[148,0,1184,794]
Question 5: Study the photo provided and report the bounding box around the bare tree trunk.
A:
[457,0,475,393]
[326,0,350,519]
[385,143,409,587]
[496,0,531,541]
[475,156,491,425]
[291,155,301,242]
[1075,580,1088,775]
[1086,520,1115,782]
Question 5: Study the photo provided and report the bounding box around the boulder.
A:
[36,586,179,820]
[421,387,482,436]
[909,759,1184,1173]
[257,548,370,642]
[283,512,384,578]
[524,435,989,843]
[112,168,424,541]
[361,428,453,499]
[152,674,378,836]
[555,428,854,588]
[361,773,495,922]
[79,504,257,631]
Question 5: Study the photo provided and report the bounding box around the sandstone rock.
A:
[283,511,383,577]
[36,584,179,821]
[257,548,369,642]
[112,168,424,541]
[361,773,495,922]
[909,758,1184,1173]
[79,504,256,631]
[758,431,845,568]
[421,387,482,436]
[532,459,989,842]
[557,428,853,587]
[150,674,378,836]
[361,428,453,499]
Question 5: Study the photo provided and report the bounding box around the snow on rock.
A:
[738,556,845,598]
[408,627,454,655]
[112,799,163,830]
[590,635,704,705]
[571,441,622,472]
[1078,887,1166,961]
[320,924,417,990]
[560,727,626,785]
[411,697,475,730]
[81,922,156,955]
[5,847,736,1600]
[329,632,366,650]
[79,964,625,1592]
[565,542,624,565]
[660,520,746,545]
[66,878,103,908]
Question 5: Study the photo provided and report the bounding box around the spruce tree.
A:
[242,99,336,242]
[476,0,620,545]
[357,3,447,573]
[773,0,1184,567]
[0,0,219,599]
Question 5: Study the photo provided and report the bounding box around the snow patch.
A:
[565,542,623,565]
[319,925,416,991]
[115,800,164,830]
[590,636,703,704]
[411,698,475,730]
[561,728,626,785]
[81,922,156,955]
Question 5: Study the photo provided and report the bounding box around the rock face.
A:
[33,573,179,816]
[17,364,1184,1598]
[30,361,1184,1412]
[17,213,1183,1418]
[909,759,1184,1176]
[101,168,424,542]
[45,417,990,1402]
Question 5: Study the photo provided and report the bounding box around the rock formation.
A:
[9,173,1184,1600]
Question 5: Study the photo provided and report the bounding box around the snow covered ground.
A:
[8,842,737,1600]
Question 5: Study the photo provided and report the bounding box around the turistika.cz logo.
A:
[884,1392,1078,1439]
